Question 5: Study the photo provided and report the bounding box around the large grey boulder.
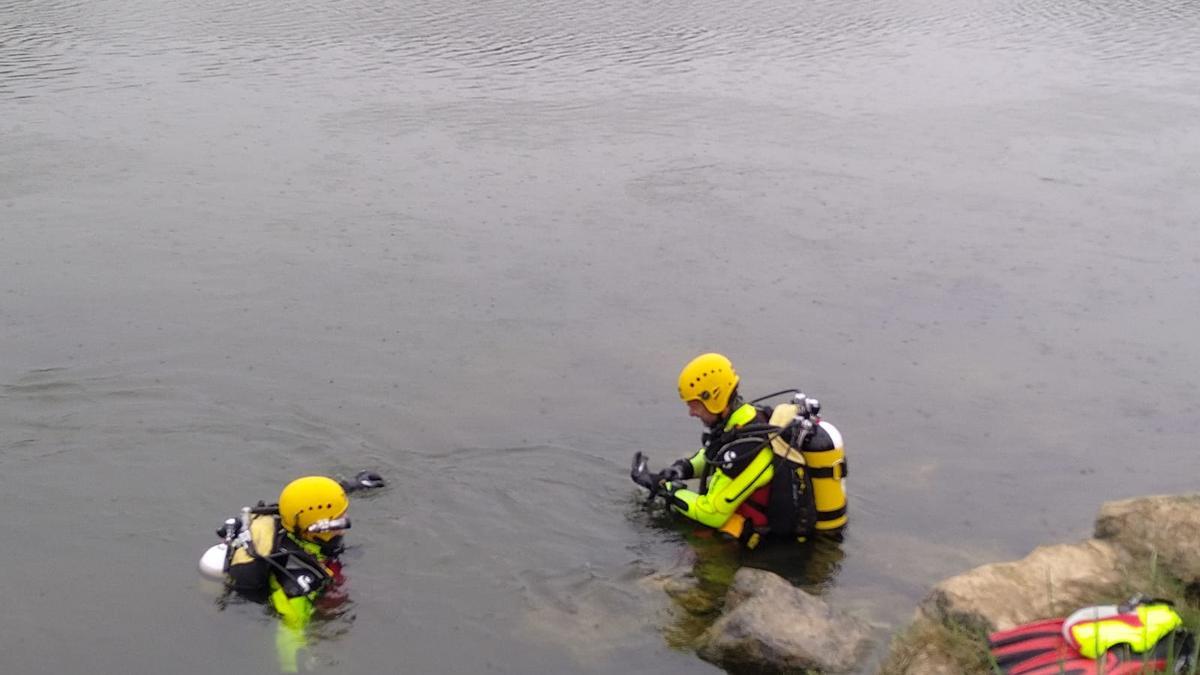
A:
[695,568,872,673]
[918,539,1132,632]
[1095,493,1200,585]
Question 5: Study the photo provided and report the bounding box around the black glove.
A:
[658,461,689,483]
[630,452,658,493]
[341,470,386,492]
[632,453,687,506]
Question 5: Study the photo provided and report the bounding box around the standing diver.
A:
[202,471,384,672]
[631,353,848,549]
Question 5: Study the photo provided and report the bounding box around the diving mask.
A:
[307,516,352,534]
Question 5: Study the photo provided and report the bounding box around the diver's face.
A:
[687,399,719,426]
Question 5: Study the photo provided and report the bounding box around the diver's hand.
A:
[630,452,659,492]
[658,462,687,483]
[342,470,386,491]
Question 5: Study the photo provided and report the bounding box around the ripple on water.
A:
[0,2,84,98]
[998,0,1200,69]
[4,0,1198,98]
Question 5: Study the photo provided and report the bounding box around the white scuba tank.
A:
[200,509,252,581]
[198,543,228,580]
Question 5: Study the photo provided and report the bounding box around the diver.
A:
[203,471,384,672]
[631,353,848,549]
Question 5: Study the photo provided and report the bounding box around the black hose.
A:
[731,422,785,436]
[748,389,799,405]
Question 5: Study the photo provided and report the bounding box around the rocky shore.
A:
[883,493,1200,674]
[649,494,1200,674]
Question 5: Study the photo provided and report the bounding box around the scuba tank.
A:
[751,390,848,538]
[199,541,230,580]
[775,395,847,534]
[200,507,258,582]
[201,503,334,598]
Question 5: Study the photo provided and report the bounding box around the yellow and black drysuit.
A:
[225,513,343,672]
[661,400,847,548]
[661,402,774,548]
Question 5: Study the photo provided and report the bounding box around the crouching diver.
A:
[202,471,385,672]
[631,353,848,549]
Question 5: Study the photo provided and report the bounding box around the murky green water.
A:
[3,0,1199,672]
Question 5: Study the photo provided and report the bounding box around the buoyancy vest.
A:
[225,514,332,599]
[693,403,770,495]
[688,397,848,544]
[737,483,771,529]
[1063,597,1183,659]
[226,513,280,593]
[764,403,848,536]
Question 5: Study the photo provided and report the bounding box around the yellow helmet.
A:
[678,353,740,415]
[278,476,349,541]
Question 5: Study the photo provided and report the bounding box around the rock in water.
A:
[696,568,872,673]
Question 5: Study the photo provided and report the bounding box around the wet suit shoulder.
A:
[678,403,769,479]
[668,403,775,528]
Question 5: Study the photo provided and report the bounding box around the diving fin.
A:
[1003,650,1121,675]
[1008,652,1120,675]
[989,619,1070,674]
[990,617,1195,675]
[989,618,1066,648]
[988,618,1126,675]
[993,637,1076,674]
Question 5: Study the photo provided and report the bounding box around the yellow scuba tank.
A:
[768,396,848,534]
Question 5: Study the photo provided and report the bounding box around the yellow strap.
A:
[768,404,806,464]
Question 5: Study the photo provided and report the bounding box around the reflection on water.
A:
[748,535,847,592]
[626,497,848,650]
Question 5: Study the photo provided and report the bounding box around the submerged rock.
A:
[1094,493,1200,585]
[695,568,872,674]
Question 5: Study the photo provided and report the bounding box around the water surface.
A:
[3,0,1199,672]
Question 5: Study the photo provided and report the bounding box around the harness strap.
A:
[807,460,848,479]
[817,505,847,521]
